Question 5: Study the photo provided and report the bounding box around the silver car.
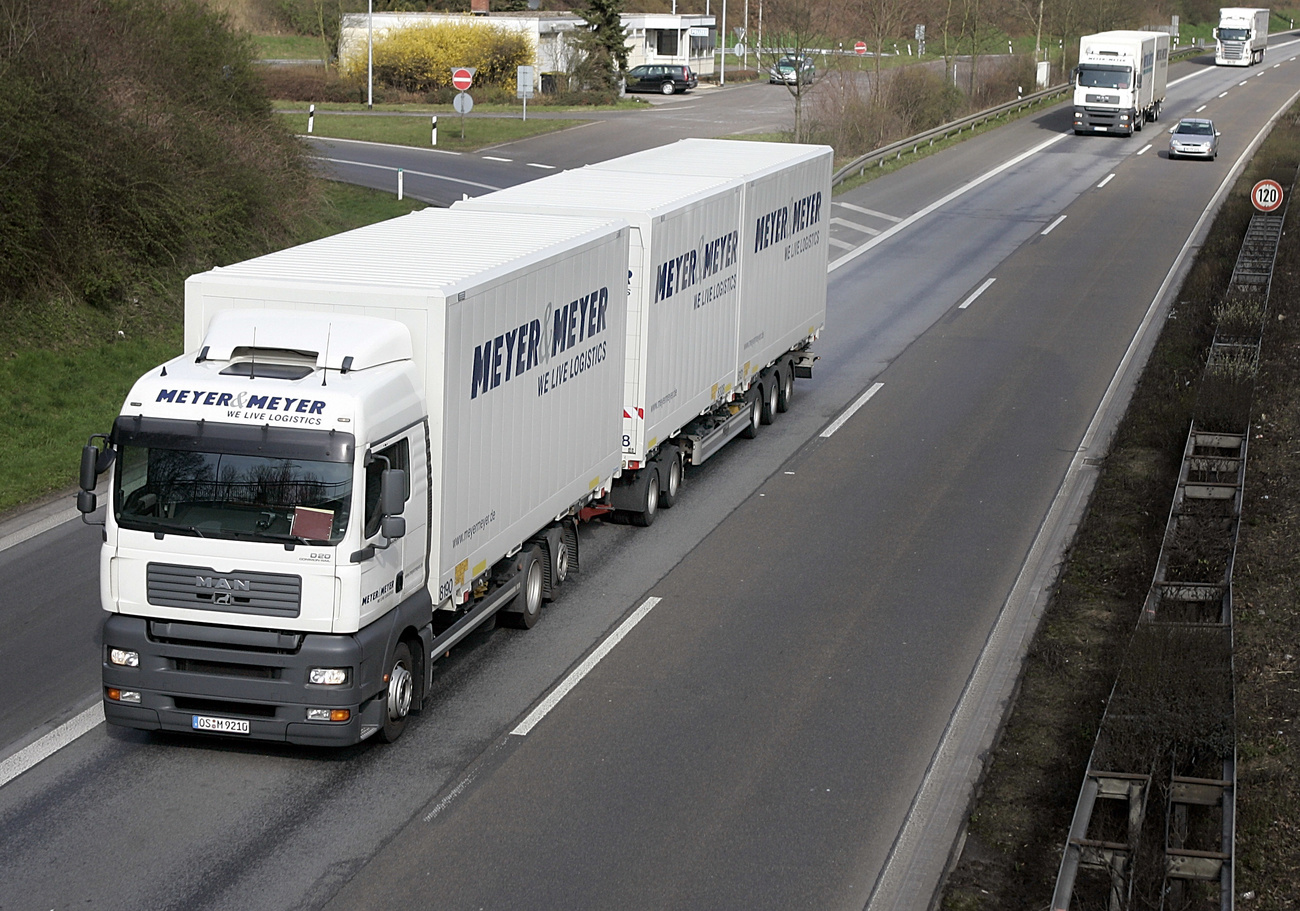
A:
[1168,118,1219,160]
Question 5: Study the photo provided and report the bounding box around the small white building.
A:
[622,14,716,75]
[338,10,717,89]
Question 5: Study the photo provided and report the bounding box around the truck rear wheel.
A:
[741,394,761,439]
[378,641,414,743]
[660,454,682,508]
[629,468,660,527]
[760,378,778,425]
[776,367,793,413]
[500,548,544,629]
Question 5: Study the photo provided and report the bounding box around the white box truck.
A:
[1073,30,1170,135]
[78,209,630,745]
[457,145,829,525]
[1215,8,1269,65]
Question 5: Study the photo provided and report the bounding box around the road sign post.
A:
[453,90,474,139]
[517,65,534,121]
[1252,179,1283,213]
[451,67,476,139]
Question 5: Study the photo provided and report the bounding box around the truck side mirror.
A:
[381,515,406,540]
[381,468,408,516]
[80,444,100,492]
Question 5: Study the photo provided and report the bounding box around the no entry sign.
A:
[855,41,867,55]
[1252,179,1283,213]
[452,68,474,91]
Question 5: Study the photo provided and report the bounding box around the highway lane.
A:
[1,44,1297,911]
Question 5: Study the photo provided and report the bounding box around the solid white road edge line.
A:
[317,157,499,191]
[958,277,996,309]
[820,383,884,438]
[829,133,1069,273]
[864,77,1300,911]
[0,704,103,789]
[510,596,662,736]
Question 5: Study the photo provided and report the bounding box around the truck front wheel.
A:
[378,641,414,743]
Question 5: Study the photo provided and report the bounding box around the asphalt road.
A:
[2,45,1298,911]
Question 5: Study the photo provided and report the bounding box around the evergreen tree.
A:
[575,0,628,92]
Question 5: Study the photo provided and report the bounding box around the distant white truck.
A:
[1215,8,1269,66]
[1073,30,1170,136]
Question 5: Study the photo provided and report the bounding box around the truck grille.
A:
[147,563,302,617]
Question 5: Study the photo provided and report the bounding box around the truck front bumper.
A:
[101,614,389,746]
[1074,106,1136,134]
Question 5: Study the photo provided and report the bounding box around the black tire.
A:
[660,453,682,509]
[500,549,544,629]
[629,468,660,527]
[661,81,675,95]
[741,394,761,439]
[377,640,414,743]
[776,366,794,413]
[544,532,569,601]
[760,378,778,425]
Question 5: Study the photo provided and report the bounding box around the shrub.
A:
[341,20,533,92]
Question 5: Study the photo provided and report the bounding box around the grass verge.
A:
[0,183,426,515]
[276,110,585,152]
[939,105,1300,909]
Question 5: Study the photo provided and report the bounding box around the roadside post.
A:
[517,65,534,121]
[432,115,438,146]
[307,104,315,134]
[452,67,475,140]
[397,168,403,201]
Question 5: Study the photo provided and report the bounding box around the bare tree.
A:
[844,0,919,104]
[752,0,841,142]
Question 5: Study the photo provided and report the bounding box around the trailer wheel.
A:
[500,548,544,629]
[760,378,778,425]
[378,640,414,743]
[630,468,660,527]
[660,453,682,509]
[741,394,761,439]
[776,367,793,413]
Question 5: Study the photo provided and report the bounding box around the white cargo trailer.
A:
[1073,30,1170,135]
[457,169,752,524]
[1215,8,1269,65]
[588,138,831,399]
[81,209,630,745]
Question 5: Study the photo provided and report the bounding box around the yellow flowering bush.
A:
[343,21,534,92]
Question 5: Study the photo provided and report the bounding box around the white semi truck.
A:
[78,142,830,746]
[1215,8,1269,65]
[1072,30,1170,136]
[457,139,831,526]
[79,209,631,745]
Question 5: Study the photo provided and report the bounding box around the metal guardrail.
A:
[830,83,1071,187]
[832,42,1209,188]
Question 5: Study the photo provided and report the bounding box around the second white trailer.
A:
[457,170,747,523]
[588,138,831,395]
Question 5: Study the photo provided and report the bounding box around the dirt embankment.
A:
[941,108,1300,910]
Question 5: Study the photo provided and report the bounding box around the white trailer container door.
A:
[440,228,628,590]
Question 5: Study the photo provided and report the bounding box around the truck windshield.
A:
[1218,27,1251,39]
[112,418,355,544]
[1077,65,1131,89]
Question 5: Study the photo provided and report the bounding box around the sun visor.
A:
[199,309,413,371]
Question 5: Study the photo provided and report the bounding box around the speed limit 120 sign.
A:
[1252,179,1284,213]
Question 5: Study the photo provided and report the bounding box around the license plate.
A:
[192,715,251,735]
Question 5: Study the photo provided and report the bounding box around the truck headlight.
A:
[307,708,351,722]
[109,648,139,667]
[309,668,349,685]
